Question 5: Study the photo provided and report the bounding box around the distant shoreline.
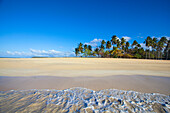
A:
[0,57,169,60]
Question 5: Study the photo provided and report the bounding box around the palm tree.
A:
[160,37,168,44]
[157,41,163,59]
[159,37,168,59]
[92,51,96,57]
[87,45,92,56]
[100,44,105,50]
[78,43,83,54]
[137,44,142,57]
[88,45,92,51]
[152,37,158,59]
[75,35,167,60]
[121,37,126,53]
[164,40,170,60]
[132,43,142,59]
[106,41,111,49]
[138,47,145,58]
[94,47,100,57]
[132,40,138,48]
[131,40,138,56]
[104,50,110,58]
[121,37,126,46]
[147,36,152,59]
[116,39,122,58]
[84,44,87,50]
[101,40,106,45]
[116,39,121,49]
[83,44,88,57]
[74,48,79,57]
[125,42,130,53]
[106,41,111,57]
[100,40,105,51]
[137,44,141,48]
[144,37,152,59]
[111,35,117,45]
[99,40,106,57]
[111,46,118,57]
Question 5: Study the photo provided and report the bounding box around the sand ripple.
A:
[0,87,170,113]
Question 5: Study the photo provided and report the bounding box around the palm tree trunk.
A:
[146,51,147,59]
[157,51,159,60]
[167,50,169,60]
[146,48,148,59]
[161,52,162,60]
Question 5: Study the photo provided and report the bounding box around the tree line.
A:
[75,35,170,60]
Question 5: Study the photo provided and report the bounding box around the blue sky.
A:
[0,0,170,57]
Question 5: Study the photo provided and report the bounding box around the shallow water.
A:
[0,87,169,113]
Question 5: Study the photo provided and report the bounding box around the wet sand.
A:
[0,58,170,95]
[0,75,170,95]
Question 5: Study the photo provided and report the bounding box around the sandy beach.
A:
[0,58,170,112]
[0,58,170,77]
[0,58,170,94]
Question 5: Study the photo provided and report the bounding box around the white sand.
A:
[0,58,170,77]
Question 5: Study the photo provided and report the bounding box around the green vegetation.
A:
[75,35,170,60]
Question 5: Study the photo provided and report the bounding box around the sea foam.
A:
[0,87,169,112]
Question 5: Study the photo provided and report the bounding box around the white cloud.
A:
[3,49,75,57]
[84,38,103,47]
[116,37,120,41]
[122,36,131,41]
[30,49,61,55]
[165,36,170,40]
[140,43,147,50]
[114,36,128,41]
[30,49,74,57]
[6,51,31,56]
[91,38,102,43]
